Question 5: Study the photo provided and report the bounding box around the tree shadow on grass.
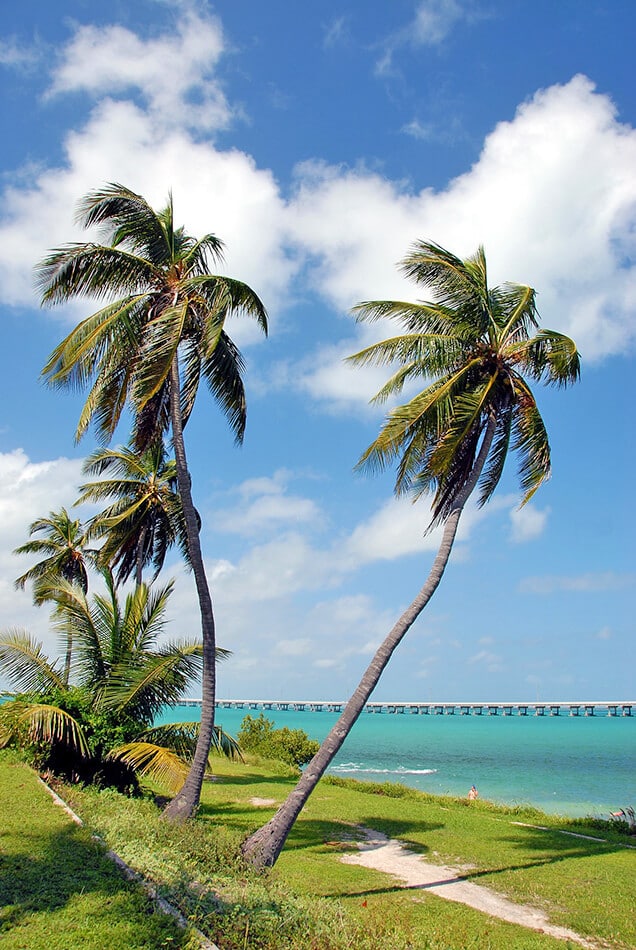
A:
[0,822,189,945]
[282,815,444,857]
[207,769,298,788]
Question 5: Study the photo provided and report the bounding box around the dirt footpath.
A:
[341,827,598,948]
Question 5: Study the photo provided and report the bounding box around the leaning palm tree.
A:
[14,507,97,683]
[0,569,240,792]
[78,440,190,588]
[242,240,580,867]
[37,183,267,820]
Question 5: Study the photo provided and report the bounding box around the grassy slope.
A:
[0,752,196,950]
[2,751,634,949]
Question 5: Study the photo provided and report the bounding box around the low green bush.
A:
[237,713,319,769]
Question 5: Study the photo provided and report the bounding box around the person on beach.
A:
[468,785,478,800]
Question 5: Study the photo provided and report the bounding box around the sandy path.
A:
[341,827,598,948]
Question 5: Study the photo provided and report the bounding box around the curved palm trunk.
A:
[163,355,218,822]
[241,420,496,868]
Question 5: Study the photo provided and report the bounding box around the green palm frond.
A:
[349,240,580,525]
[104,642,203,719]
[201,331,248,443]
[0,699,88,756]
[78,183,171,265]
[509,377,552,504]
[0,630,65,692]
[141,721,242,761]
[183,234,226,273]
[512,330,581,386]
[108,741,189,793]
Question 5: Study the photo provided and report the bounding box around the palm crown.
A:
[38,183,268,449]
[14,508,95,602]
[349,241,580,526]
[78,441,190,587]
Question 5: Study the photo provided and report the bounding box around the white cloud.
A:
[212,471,322,537]
[0,19,294,326]
[289,76,636,406]
[0,450,86,681]
[48,12,231,134]
[375,0,470,75]
[0,38,39,69]
[412,0,465,46]
[467,649,504,673]
[509,503,549,543]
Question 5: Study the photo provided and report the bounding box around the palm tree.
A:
[14,508,97,683]
[78,440,191,588]
[242,240,580,867]
[14,508,94,598]
[36,183,267,819]
[0,569,240,792]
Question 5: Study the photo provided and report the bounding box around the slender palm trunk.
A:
[135,525,147,588]
[241,419,496,868]
[62,623,73,686]
[162,354,218,822]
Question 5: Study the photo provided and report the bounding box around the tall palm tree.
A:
[0,569,239,792]
[14,508,97,683]
[78,441,190,588]
[242,240,580,867]
[37,183,268,819]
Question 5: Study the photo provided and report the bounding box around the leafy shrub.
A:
[237,713,319,769]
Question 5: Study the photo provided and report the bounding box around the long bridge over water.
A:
[180,699,635,717]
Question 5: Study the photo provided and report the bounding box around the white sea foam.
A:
[331,763,437,776]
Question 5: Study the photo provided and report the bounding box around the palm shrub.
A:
[0,569,240,793]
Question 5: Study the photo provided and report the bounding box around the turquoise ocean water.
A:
[159,705,636,818]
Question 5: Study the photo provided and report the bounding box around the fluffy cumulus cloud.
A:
[211,471,322,537]
[0,10,293,325]
[47,11,231,133]
[0,4,634,382]
[288,76,636,407]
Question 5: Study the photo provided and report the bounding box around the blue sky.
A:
[0,0,634,702]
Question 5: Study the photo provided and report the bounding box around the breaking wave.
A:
[330,762,437,776]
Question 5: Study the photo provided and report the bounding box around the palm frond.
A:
[509,377,552,504]
[108,741,189,793]
[78,183,172,265]
[0,699,88,756]
[201,331,247,443]
[0,630,66,692]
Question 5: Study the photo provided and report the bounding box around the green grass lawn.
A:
[2,750,634,949]
[0,752,198,950]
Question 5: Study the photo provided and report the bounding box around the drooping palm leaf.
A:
[108,741,189,793]
[0,699,88,756]
[0,631,66,692]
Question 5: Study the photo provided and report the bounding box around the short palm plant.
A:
[0,569,239,793]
